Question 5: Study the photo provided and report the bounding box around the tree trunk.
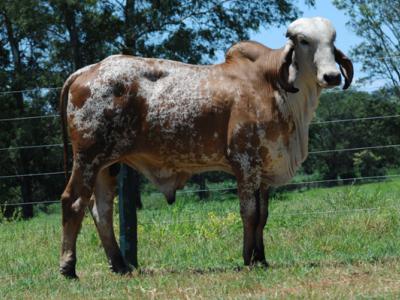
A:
[122,0,136,55]
[3,10,33,218]
[62,3,83,70]
[20,173,33,218]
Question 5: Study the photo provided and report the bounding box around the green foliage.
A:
[333,0,400,93]
[0,89,65,218]
[304,89,400,181]
[117,0,303,63]
[48,0,121,72]
[353,150,386,177]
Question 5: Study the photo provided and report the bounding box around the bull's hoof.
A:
[166,195,175,205]
[250,259,270,269]
[109,255,132,275]
[110,263,132,275]
[60,263,78,279]
[257,260,270,269]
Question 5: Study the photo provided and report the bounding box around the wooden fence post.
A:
[118,164,138,268]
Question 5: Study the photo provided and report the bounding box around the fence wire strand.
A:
[1,142,399,155]
[309,144,400,154]
[138,206,400,225]
[2,201,399,223]
[2,173,399,207]
[311,114,400,125]
[0,143,63,152]
[1,143,399,177]
[0,171,65,179]
[1,112,400,124]
[0,87,61,95]
[0,114,59,122]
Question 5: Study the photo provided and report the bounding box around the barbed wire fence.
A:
[0,84,399,218]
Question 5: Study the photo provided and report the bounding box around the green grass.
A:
[1,179,400,299]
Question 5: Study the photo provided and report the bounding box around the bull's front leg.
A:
[237,179,261,266]
[227,122,267,267]
[236,178,270,267]
[252,185,270,267]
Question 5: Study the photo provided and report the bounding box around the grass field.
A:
[1,179,400,299]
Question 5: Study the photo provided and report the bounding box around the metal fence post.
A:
[118,164,138,268]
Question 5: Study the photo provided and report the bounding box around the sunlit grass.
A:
[1,179,400,298]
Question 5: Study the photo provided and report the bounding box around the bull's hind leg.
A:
[89,166,130,274]
[60,162,97,278]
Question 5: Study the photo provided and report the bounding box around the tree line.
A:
[0,0,309,218]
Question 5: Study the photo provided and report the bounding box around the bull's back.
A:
[67,55,234,166]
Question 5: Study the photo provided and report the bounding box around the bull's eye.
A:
[300,39,309,46]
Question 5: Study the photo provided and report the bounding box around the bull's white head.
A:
[279,17,353,93]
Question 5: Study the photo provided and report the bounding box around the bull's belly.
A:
[123,148,232,175]
[121,150,232,199]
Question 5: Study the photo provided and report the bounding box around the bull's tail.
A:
[59,73,79,182]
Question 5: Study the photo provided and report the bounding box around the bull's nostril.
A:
[323,73,341,85]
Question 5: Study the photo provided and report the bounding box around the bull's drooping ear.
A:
[334,47,354,90]
[278,40,299,93]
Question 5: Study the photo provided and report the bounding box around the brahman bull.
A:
[59,17,353,278]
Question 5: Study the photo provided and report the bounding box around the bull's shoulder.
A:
[227,88,293,142]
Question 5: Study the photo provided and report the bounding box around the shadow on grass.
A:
[135,255,400,277]
[138,265,244,276]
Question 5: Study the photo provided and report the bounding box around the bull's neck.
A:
[288,79,321,125]
[278,71,322,160]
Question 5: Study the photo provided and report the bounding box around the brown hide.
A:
[59,18,353,278]
[62,41,297,201]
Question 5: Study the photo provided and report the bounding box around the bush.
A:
[353,150,386,178]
